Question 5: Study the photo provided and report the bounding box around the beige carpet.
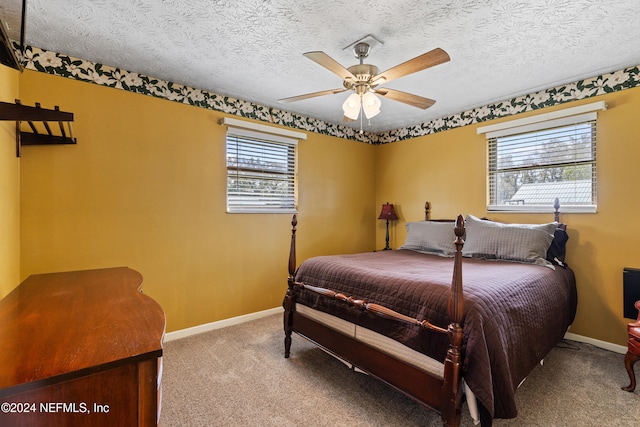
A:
[159,313,640,426]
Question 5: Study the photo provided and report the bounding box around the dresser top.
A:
[0,267,165,396]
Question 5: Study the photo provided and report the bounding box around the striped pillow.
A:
[462,215,556,267]
[400,221,457,257]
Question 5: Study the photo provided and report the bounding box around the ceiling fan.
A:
[279,42,450,122]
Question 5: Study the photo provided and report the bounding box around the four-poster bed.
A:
[282,202,577,426]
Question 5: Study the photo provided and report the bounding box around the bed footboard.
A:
[283,212,466,427]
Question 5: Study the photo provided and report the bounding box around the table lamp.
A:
[378,202,398,250]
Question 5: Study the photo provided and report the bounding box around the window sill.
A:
[226,209,298,214]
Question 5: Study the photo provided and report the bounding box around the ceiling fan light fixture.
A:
[362,92,381,119]
[284,43,449,124]
[342,93,361,120]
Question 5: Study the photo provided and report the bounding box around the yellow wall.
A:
[0,64,21,298]
[11,66,640,346]
[18,70,376,332]
[376,88,640,346]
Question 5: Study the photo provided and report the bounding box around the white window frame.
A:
[223,118,305,214]
[477,101,605,214]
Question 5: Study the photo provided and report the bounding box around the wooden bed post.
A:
[283,214,298,358]
[425,201,431,220]
[441,215,465,427]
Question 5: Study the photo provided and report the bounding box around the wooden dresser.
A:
[0,267,166,426]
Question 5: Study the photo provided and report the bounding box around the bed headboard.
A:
[425,198,562,222]
[424,201,457,222]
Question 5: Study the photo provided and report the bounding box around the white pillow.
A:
[462,215,556,266]
[400,221,457,257]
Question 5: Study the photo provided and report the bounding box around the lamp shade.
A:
[342,93,361,120]
[362,92,381,119]
[378,202,398,220]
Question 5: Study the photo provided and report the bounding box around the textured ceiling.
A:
[1,0,639,133]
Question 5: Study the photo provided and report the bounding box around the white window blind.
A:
[226,126,298,213]
[487,112,597,212]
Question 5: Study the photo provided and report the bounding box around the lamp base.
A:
[383,219,391,250]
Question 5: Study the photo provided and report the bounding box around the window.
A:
[479,103,604,213]
[225,121,301,213]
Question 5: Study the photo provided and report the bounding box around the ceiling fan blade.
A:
[375,88,436,109]
[342,115,356,123]
[279,88,347,104]
[303,51,357,81]
[370,48,450,86]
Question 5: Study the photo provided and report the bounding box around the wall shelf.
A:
[0,99,76,157]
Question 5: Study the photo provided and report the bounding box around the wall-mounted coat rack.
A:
[0,99,76,157]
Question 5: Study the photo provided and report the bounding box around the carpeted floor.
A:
[159,313,640,426]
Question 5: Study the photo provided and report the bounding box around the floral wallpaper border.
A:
[17,44,640,145]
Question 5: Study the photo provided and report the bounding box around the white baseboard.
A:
[164,307,628,355]
[564,331,627,354]
[164,307,283,342]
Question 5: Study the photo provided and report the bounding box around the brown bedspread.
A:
[292,249,577,420]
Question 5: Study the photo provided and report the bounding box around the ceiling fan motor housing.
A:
[344,64,380,91]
